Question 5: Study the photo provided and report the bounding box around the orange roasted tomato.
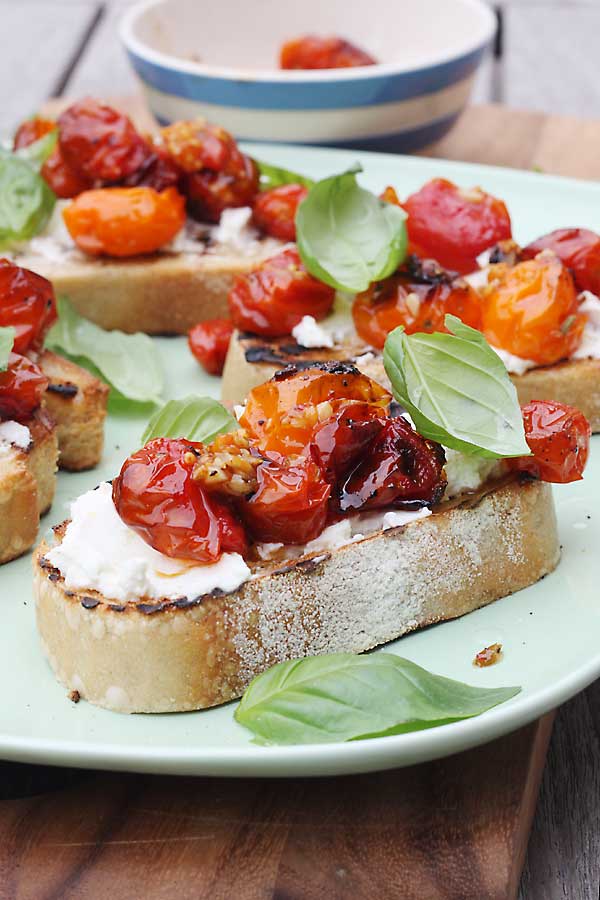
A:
[507,400,590,483]
[280,35,376,69]
[522,228,600,296]
[240,362,390,458]
[58,98,151,183]
[481,255,585,365]
[62,186,186,257]
[0,260,57,354]
[161,120,259,223]
[403,178,512,274]
[238,456,331,544]
[112,438,248,563]
[353,256,483,348]
[0,353,48,422]
[228,246,335,337]
[252,184,308,241]
[13,115,92,199]
[338,417,447,512]
[188,318,233,376]
[13,117,56,150]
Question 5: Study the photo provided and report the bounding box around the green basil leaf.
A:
[0,326,15,372]
[0,154,55,247]
[46,297,164,405]
[142,396,237,444]
[235,652,520,745]
[254,158,315,192]
[13,129,58,172]
[296,166,408,292]
[383,315,531,458]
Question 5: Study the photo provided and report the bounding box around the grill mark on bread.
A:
[47,381,79,398]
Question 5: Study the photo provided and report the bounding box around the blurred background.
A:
[2,0,599,136]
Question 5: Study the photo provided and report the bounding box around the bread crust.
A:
[34,478,559,713]
[222,331,600,431]
[38,351,109,471]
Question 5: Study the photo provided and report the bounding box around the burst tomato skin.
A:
[240,363,391,457]
[228,247,335,337]
[112,438,248,562]
[352,258,483,349]
[508,400,590,484]
[0,259,57,354]
[252,184,308,241]
[238,456,331,544]
[403,178,512,274]
[338,417,447,512]
[188,318,233,376]
[58,98,151,182]
[481,256,585,365]
[122,144,182,193]
[13,116,92,198]
[280,35,376,69]
[522,228,600,295]
[0,353,48,421]
[63,186,186,257]
[311,402,386,484]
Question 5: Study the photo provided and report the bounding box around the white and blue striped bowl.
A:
[120,0,496,152]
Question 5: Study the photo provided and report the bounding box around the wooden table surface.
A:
[2,3,600,898]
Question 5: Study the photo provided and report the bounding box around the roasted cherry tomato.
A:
[380,185,402,206]
[188,318,233,376]
[353,256,483,349]
[252,184,308,241]
[311,401,386,484]
[13,117,56,149]
[403,178,512,274]
[507,400,590,483]
[481,256,585,365]
[240,362,390,457]
[58,98,150,182]
[0,260,57,354]
[62,186,186,257]
[239,456,331,544]
[122,143,182,193]
[522,228,600,296]
[228,247,335,337]
[338,417,447,512]
[280,35,376,69]
[13,116,92,199]
[0,352,48,422]
[112,438,248,563]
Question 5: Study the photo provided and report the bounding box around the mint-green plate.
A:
[1,145,599,777]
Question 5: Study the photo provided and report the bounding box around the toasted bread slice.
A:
[34,477,558,713]
[0,411,58,564]
[222,331,600,431]
[38,351,109,471]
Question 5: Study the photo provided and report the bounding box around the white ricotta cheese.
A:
[444,448,503,498]
[490,345,537,376]
[46,482,251,603]
[0,420,31,451]
[573,291,600,360]
[292,315,334,349]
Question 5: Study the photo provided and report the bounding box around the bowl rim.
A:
[119,0,496,84]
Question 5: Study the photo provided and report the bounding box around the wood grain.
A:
[0,716,553,900]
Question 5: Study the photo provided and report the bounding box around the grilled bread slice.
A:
[0,410,58,564]
[34,477,558,713]
[222,330,600,431]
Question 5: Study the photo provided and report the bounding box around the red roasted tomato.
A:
[188,318,233,376]
[352,257,483,349]
[252,184,308,241]
[522,228,600,296]
[122,143,182,193]
[310,401,387,483]
[112,438,248,563]
[58,98,151,183]
[508,400,590,484]
[280,35,376,69]
[338,417,447,512]
[0,353,48,421]
[228,247,335,337]
[239,456,331,544]
[0,260,57,354]
[403,178,512,274]
[13,115,92,199]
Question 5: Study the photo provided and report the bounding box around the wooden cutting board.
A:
[2,99,596,900]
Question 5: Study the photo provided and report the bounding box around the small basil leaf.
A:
[296,166,407,293]
[0,326,15,371]
[383,315,531,458]
[142,396,237,445]
[254,158,315,192]
[46,297,164,405]
[235,652,520,745]
[13,129,58,172]
[0,154,55,247]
